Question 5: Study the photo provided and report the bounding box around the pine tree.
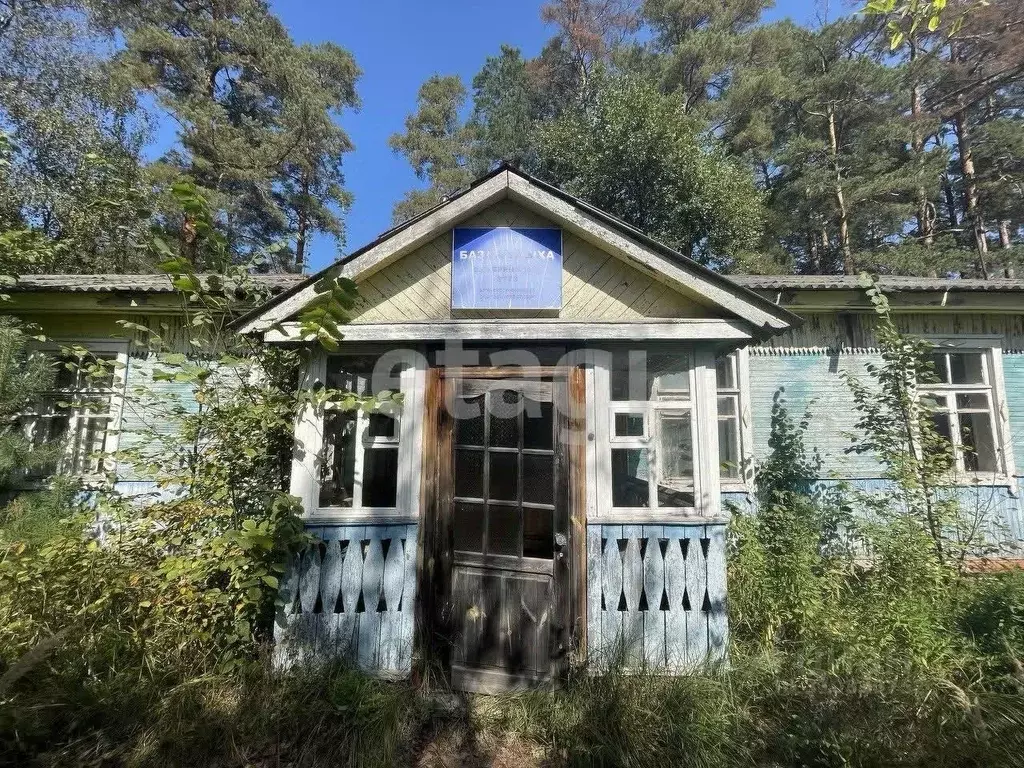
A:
[388,75,475,224]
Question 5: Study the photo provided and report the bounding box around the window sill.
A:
[720,480,751,494]
[593,510,730,525]
[306,508,418,525]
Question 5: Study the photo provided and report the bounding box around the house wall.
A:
[727,310,1024,552]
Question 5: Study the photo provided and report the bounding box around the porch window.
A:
[18,342,127,480]
[921,348,1006,476]
[716,354,742,481]
[318,355,405,509]
[607,350,695,512]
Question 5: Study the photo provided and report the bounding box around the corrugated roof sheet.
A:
[9,272,1024,295]
[7,273,307,293]
[729,275,1024,292]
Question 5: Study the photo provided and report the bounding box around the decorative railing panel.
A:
[274,524,417,674]
[587,524,727,670]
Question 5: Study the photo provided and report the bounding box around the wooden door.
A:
[425,367,580,693]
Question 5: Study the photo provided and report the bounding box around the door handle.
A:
[554,532,567,559]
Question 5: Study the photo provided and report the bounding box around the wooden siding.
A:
[1005,353,1024,469]
[350,200,712,323]
[586,523,727,670]
[275,524,418,674]
[747,350,883,478]
[762,311,1024,351]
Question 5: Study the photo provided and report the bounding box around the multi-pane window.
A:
[716,354,742,480]
[607,350,694,511]
[318,354,405,509]
[922,349,1003,474]
[19,345,125,478]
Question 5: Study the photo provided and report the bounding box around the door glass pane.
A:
[949,353,985,384]
[362,447,398,507]
[453,502,485,554]
[456,394,485,446]
[320,411,356,507]
[955,392,990,411]
[522,454,554,504]
[489,390,520,448]
[614,412,644,437]
[523,507,554,559]
[455,449,484,498]
[489,452,519,501]
[487,505,520,556]
[612,448,649,507]
[523,399,553,449]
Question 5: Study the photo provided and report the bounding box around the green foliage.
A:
[536,74,765,267]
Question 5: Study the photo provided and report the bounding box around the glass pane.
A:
[922,393,948,411]
[657,484,695,507]
[319,411,356,506]
[361,447,398,507]
[614,412,645,437]
[960,412,998,472]
[648,353,690,399]
[931,411,953,444]
[325,355,377,394]
[522,454,554,504]
[367,412,397,438]
[716,356,736,389]
[610,350,690,401]
[612,448,649,507]
[927,354,949,384]
[659,412,694,481]
[455,394,485,446]
[955,392,990,412]
[489,390,520,448]
[488,452,519,501]
[522,399,553,450]
[523,507,554,559]
[949,353,985,385]
[487,505,520,556]
[453,502,485,554]
[454,449,484,498]
[718,397,740,479]
[71,416,109,474]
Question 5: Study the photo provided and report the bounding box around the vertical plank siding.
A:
[587,523,728,671]
[275,524,418,674]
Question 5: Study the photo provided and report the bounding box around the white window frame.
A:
[20,338,129,484]
[589,345,723,523]
[291,346,426,524]
[717,347,755,492]
[920,336,1017,487]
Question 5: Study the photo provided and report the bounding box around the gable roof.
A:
[232,165,801,337]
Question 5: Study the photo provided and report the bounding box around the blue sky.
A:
[255,2,820,271]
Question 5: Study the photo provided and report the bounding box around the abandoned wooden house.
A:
[9,167,1024,692]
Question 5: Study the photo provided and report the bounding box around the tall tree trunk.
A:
[999,220,1015,277]
[909,40,934,247]
[941,171,959,230]
[953,107,989,278]
[826,103,854,274]
[807,230,820,274]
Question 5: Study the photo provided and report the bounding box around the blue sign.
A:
[451,227,562,310]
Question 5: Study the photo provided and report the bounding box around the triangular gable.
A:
[235,166,799,336]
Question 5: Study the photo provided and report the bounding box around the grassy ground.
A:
[4,654,1022,768]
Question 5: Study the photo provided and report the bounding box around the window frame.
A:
[292,346,426,524]
[20,338,129,485]
[919,336,1017,486]
[590,345,722,523]
[715,349,754,491]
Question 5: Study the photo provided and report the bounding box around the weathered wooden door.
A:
[424,366,581,693]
